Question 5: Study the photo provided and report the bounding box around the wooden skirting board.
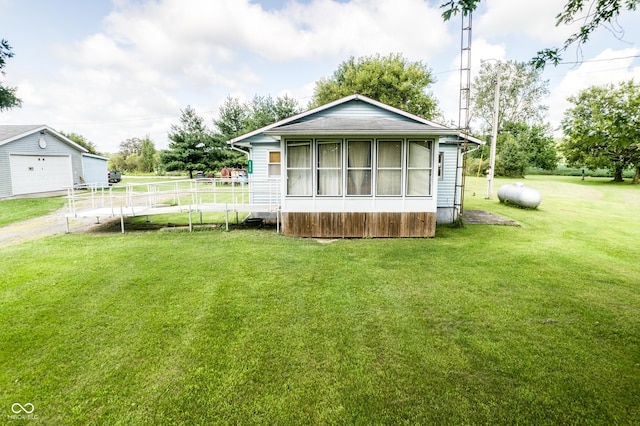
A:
[282,212,436,238]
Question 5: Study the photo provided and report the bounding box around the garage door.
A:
[10,154,73,195]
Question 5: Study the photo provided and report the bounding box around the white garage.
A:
[10,154,73,195]
[0,125,98,198]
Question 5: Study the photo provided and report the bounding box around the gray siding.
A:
[437,144,460,208]
[0,132,84,197]
[299,100,413,122]
[436,144,463,223]
[81,155,109,187]
[250,141,281,204]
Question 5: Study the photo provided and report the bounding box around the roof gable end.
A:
[0,125,89,152]
[228,94,449,145]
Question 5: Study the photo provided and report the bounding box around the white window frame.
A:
[376,139,403,196]
[316,140,343,196]
[286,140,312,196]
[268,150,281,178]
[406,139,433,197]
[346,139,373,196]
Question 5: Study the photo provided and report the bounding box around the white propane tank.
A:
[497,182,541,208]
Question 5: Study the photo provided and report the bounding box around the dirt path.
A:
[0,202,117,249]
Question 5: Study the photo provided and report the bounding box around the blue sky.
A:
[2,0,639,153]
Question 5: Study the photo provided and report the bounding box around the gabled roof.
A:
[0,124,89,152]
[228,94,483,146]
[264,117,453,136]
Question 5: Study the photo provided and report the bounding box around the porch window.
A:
[376,140,402,196]
[347,140,372,195]
[407,140,432,196]
[317,141,342,196]
[268,151,281,178]
[287,142,311,195]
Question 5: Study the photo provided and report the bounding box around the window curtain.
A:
[318,142,341,195]
[407,141,432,196]
[287,144,311,195]
[377,141,402,195]
[347,141,371,195]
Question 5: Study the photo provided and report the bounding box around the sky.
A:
[2,0,639,153]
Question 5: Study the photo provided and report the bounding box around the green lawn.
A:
[0,196,67,227]
[1,176,639,424]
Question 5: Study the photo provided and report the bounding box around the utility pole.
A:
[486,61,501,199]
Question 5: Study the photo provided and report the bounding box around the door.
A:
[10,154,73,195]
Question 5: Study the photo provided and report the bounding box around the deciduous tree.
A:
[472,61,549,133]
[310,53,439,119]
[61,131,99,155]
[213,94,302,168]
[0,39,21,111]
[561,80,640,182]
[139,137,157,173]
[495,122,558,177]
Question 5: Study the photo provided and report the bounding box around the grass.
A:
[0,196,67,227]
[1,176,639,424]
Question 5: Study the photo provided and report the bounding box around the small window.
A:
[268,151,281,178]
[438,152,444,179]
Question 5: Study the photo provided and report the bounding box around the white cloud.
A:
[474,0,580,44]
[437,38,506,126]
[3,0,459,152]
[4,0,639,154]
[548,47,640,134]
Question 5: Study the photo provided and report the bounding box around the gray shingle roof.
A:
[265,117,457,136]
[0,125,45,143]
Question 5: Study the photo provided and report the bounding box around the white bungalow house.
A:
[228,94,483,238]
[0,125,109,198]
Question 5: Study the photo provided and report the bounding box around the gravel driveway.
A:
[0,201,117,249]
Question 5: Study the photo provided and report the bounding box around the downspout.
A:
[229,143,249,157]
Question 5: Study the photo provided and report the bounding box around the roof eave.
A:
[264,129,461,137]
[227,94,454,145]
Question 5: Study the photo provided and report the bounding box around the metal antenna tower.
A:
[453,11,472,224]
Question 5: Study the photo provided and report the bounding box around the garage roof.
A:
[0,125,88,152]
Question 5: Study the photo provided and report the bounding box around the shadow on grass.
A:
[86,217,277,235]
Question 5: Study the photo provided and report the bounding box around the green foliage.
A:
[472,60,549,132]
[0,39,22,111]
[496,133,530,177]
[139,137,157,173]
[441,1,639,68]
[474,122,558,177]
[310,53,439,119]
[213,94,302,168]
[161,106,217,178]
[214,94,302,139]
[561,79,640,182]
[213,96,248,139]
[60,131,99,155]
[109,136,158,174]
[440,0,480,19]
